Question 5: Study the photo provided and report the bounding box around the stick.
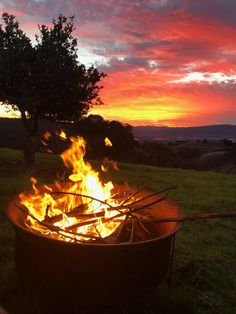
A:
[109,188,133,200]
[65,194,167,230]
[138,221,151,235]
[136,211,236,223]
[51,191,114,209]
[120,184,150,206]
[129,217,135,242]
[125,194,167,214]
[123,186,177,208]
[44,204,50,222]
[112,213,130,243]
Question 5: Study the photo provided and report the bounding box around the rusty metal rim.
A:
[6,194,184,248]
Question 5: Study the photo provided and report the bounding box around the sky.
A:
[1,0,236,126]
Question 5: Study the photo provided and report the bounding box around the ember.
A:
[17,133,176,244]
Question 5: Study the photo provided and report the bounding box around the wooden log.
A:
[15,203,100,241]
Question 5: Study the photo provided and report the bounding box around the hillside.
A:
[1,118,236,173]
[2,118,236,148]
[133,124,236,141]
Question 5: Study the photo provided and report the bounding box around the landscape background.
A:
[1,118,236,174]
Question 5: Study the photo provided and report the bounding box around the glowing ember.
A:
[19,134,125,242]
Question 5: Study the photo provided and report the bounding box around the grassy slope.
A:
[0,147,236,314]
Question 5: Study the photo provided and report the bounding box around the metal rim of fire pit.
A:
[6,193,184,247]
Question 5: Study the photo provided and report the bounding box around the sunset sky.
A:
[1,0,236,126]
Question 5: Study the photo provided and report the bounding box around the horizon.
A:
[1,116,236,129]
[1,1,236,126]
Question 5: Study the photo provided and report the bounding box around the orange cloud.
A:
[91,68,236,126]
[1,1,236,126]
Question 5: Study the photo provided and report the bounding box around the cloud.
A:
[186,0,236,28]
[170,72,236,84]
[1,0,236,126]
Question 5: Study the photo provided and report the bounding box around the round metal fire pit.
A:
[6,188,183,310]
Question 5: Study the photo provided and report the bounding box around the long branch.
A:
[136,211,236,223]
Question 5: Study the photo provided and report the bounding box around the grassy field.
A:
[0,147,236,314]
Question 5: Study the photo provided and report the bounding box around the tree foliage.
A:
[0,13,34,111]
[0,12,106,122]
[0,12,106,166]
[75,115,137,161]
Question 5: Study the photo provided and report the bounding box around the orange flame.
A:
[104,157,119,171]
[41,131,52,153]
[44,131,51,141]
[101,164,107,172]
[104,137,112,147]
[58,130,67,140]
[19,135,124,242]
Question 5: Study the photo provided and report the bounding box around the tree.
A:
[74,115,137,161]
[0,13,106,167]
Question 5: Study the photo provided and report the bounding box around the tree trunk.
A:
[21,112,39,169]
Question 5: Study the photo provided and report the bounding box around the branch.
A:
[51,191,114,209]
[122,185,177,208]
[136,211,236,224]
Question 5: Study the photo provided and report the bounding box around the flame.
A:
[44,131,51,141]
[41,131,51,147]
[101,165,107,172]
[19,135,124,242]
[41,131,52,153]
[58,130,67,140]
[104,137,112,147]
[104,157,119,171]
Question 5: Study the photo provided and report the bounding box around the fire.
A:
[104,157,119,171]
[19,135,125,242]
[58,130,67,140]
[104,137,112,147]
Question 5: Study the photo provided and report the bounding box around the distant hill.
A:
[133,124,236,141]
[1,118,236,172]
[1,119,236,146]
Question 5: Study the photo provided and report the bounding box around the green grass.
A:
[0,147,236,314]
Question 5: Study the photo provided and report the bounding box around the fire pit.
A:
[6,133,184,309]
[7,192,183,309]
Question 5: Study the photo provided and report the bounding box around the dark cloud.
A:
[98,56,160,73]
[134,40,172,50]
[187,0,236,28]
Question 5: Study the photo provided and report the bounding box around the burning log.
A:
[43,203,87,224]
